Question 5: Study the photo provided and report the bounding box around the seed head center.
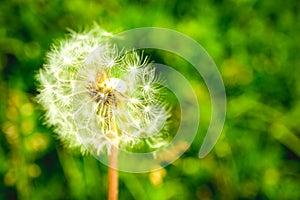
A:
[88,71,116,105]
[87,72,126,105]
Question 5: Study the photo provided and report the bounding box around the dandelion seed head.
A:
[36,25,170,155]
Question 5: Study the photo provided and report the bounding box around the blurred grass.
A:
[1,0,300,199]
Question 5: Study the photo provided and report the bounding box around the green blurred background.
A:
[1,0,300,199]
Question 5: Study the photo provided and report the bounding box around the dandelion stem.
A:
[108,112,118,200]
[108,144,118,200]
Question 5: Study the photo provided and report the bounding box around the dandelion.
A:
[36,25,170,200]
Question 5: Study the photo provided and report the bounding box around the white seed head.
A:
[36,25,170,155]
